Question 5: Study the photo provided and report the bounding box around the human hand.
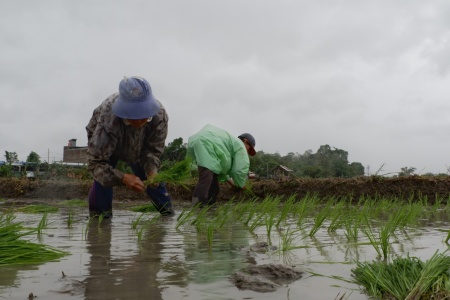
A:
[122,173,145,192]
[145,171,159,188]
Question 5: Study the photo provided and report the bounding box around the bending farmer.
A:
[86,76,174,218]
[186,124,256,206]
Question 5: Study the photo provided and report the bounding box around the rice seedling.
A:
[242,198,262,226]
[37,212,49,235]
[275,194,296,229]
[83,215,107,238]
[292,193,320,228]
[83,217,93,239]
[206,222,215,246]
[277,226,306,253]
[66,210,74,228]
[264,212,277,243]
[432,193,444,211]
[192,208,211,233]
[229,199,250,222]
[212,202,234,229]
[0,212,68,266]
[309,198,335,237]
[406,251,450,300]
[136,224,146,243]
[327,201,346,233]
[248,196,279,233]
[176,205,204,230]
[352,251,450,300]
[143,158,193,189]
[343,201,372,242]
[445,229,450,244]
[17,204,58,214]
[135,214,162,243]
[131,212,147,230]
[362,205,408,261]
[97,213,105,226]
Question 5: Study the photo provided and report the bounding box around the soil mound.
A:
[230,263,303,292]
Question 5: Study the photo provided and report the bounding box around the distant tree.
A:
[161,137,187,162]
[158,137,188,171]
[248,145,365,179]
[250,151,280,178]
[398,166,416,177]
[4,151,18,163]
[0,164,12,177]
[26,151,41,164]
[348,162,365,177]
[302,165,322,178]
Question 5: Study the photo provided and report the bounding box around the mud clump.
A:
[230,263,303,292]
[249,241,277,253]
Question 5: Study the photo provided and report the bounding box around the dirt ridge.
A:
[1,176,450,204]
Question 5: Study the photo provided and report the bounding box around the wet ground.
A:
[0,200,449,300]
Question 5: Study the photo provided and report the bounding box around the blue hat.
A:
[112,77,161,119]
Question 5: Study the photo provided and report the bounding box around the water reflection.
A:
[85,218,167,300]
[0,265,38,289]
[182,223,251,284]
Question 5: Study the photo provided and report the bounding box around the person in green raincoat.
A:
[186,124,256,206]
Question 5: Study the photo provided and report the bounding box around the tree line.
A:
[160,138,365,178]
[3,138,443,179]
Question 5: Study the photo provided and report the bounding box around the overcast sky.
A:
[2,0,450,175]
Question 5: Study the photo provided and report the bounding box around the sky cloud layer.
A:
[2,0,450,175]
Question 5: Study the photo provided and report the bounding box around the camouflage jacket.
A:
[86,93,168,187]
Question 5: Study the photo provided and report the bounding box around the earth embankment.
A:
[1,176,450,204]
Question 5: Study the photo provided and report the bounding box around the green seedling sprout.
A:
[37,212,48,236]
[67,210,74,228]
[309,198,334,237]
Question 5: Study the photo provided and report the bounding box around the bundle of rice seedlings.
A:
[0,213,68,266]
[405,250,450,300]
[130,204,158,213]
[17,204,58,214]
[352,251,450,300]
[60,199,87,207]
[144,158,193,189]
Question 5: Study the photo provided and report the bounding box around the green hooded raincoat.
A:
[187,124,249,188]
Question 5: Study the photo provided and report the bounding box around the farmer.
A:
[186,124,256,206]
[86,76,174,218]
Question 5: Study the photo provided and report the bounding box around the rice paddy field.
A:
[1,195,450,300]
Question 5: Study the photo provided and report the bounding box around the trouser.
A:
[89,160,173,217]
[192,166,219,206]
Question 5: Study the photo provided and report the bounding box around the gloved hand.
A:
[122,173,145,192]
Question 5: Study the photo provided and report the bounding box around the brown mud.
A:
[1,176,450,203]
[230,263,303,292]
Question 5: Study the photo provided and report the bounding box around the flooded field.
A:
[1,198,449,300]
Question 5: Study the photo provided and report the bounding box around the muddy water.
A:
[0,202,449,300]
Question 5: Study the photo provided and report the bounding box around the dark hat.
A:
[238,133,256,156]
[112,76,161,119]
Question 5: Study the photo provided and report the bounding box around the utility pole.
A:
[48,149,50,164]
